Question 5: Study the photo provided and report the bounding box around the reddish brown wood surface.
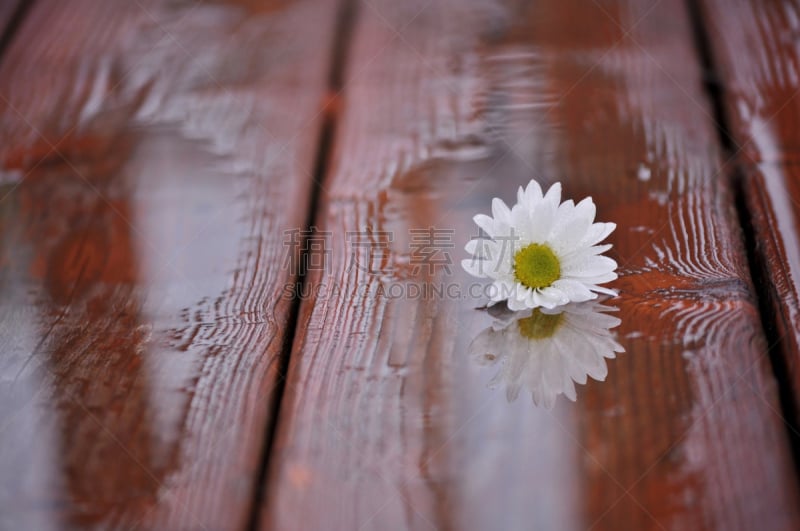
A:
[261,0,800,529]
[698,0,800,423]
[0,1,22,39]
[0,0,339,528]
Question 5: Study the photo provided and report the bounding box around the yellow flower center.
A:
[513,243,561,289]
[517,309,564,339]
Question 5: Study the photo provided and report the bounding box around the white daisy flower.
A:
[462,179,618,310]
[469,301,624,408]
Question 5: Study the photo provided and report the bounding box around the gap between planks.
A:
[246,0,360,529]
[0,0,32,61]
[686,0,800,475]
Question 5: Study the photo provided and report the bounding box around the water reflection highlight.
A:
[469,300,624,408]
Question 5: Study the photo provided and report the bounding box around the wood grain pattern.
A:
[698,0,800,424]
[261,0,800,529]
[0,0,339,528]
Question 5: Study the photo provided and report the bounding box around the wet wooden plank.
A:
[0,0,338,528]
[261,0,800,529]
[0,1,22,38]
[698,0,800,422]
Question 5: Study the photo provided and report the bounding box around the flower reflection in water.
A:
[469,300,624,408]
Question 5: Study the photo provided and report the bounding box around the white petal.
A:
[550,216,592,255]
[525,290,538,308]
[585,243,612,255]
[552,279,596,302]
[577,272,618,284]
[580,222,616,247]
[531,290,550,308]
[543,182,562,206]
[561,255,618,278]
[553,199,576,227]
[585,284,619,296]
[523,179,544,208]
[507,294,530,311]
[515,285,531,303]
[561,374,578,402]
[559,244,613,263]
[540,287,570,307]
[485,244,515,279]
[492,198,512,224]
[510,204,534,244]
[468,240,510,280]
[465,237,490,256]
[504,280,524,300]
[461,258,489,278]
[574,196,596,222]
[528,197,556,242]
[473,214,495,236]
[531,289,557,309]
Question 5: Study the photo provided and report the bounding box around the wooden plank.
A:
[698,0,800,422]
[0,0,338,528]
[0,1,22,40]
[261,0,800,529]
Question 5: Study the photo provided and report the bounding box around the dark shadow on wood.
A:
[0,0,34,62]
